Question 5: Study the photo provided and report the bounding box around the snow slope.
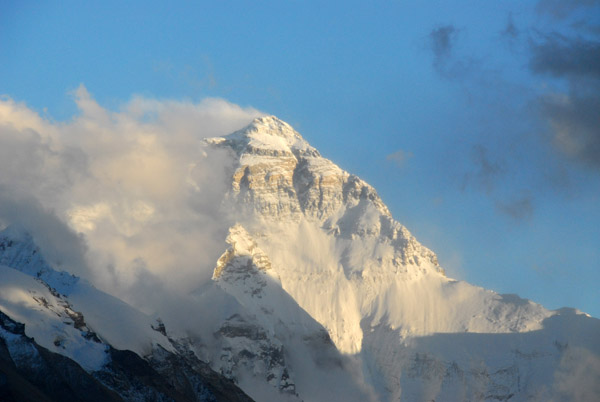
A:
[191,223,377,402]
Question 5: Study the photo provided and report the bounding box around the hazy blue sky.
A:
[1,0,599,317]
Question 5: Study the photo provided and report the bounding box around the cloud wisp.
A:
[428,24,471,79]
[495,194,535,222]
[386,149,413,168]
[501,13,519,40]
[0,86,262,307]
[463,145,504,196]
[430,25,458,65]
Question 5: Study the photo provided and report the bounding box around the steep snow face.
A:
[203,116,600,401]
[210,224,300,397]
[204,223,378,402]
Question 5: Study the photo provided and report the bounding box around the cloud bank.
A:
[0,86,262,305]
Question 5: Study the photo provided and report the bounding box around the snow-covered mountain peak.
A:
[1,113,599,400]
[245,115,301,139]
[196,117,600,401]
[239,115,314,153]
[205,116,398,225]
[206,115,320,160]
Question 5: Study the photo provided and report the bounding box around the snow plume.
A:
[0,86,262,307]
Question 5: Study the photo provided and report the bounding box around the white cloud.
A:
[0,86,262,306]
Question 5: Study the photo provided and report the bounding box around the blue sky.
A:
[1,0,599,317]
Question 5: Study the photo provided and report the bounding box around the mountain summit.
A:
[1,116,599,401]
[200,116,600,400]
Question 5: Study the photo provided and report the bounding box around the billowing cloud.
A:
[0,86,262,306]
[0,192,89,278]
